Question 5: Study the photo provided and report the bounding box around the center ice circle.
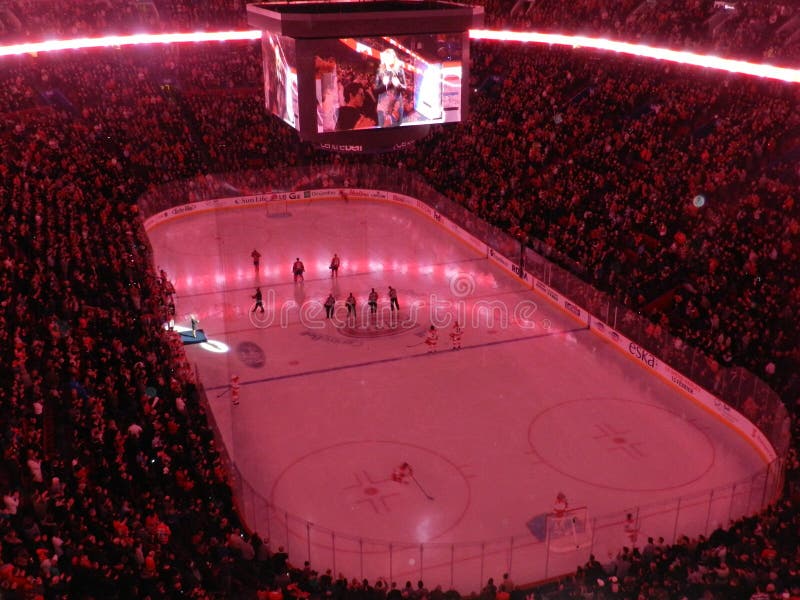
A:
[270,441,471,543]
[528,397,716,492]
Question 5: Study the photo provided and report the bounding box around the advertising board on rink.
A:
[488,248,511,271]
[589,318,777,462]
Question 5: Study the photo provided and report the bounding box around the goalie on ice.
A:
[392,462,413,484]
[553,492,569,516]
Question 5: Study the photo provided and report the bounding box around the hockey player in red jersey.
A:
[449,321,463,350]
[392,462,413,484]
[425,325,438,352]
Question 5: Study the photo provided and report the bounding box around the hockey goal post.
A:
[546,505,592,553]
[266,198,290,218]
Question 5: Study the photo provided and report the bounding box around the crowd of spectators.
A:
[0,0,245,42]
[1,3,800,600]
[532,494,800,598]
[3,0,800,66]
[478,0,800,65]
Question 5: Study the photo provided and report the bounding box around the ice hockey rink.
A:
[147,197,769,590]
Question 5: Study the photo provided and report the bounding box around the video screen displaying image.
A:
[314,34,464,133]
[262,32,300,129]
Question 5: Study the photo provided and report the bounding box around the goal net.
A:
[266,198,290,218]
[546,506,592,553]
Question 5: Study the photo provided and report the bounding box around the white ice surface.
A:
[147,198,766,589]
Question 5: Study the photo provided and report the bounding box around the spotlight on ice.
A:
[164,324,230,353]
[693,194,706,208]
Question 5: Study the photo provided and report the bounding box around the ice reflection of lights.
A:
[415,516,433,543]
[476,272,498,288]
[164,324,230,353]
[389,261,409,275]
[443,266,460,280]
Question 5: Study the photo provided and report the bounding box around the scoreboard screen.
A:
[249,1,482,152]
[313,34,465,133]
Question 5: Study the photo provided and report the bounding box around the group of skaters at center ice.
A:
[252,252,465,350]
[322,286,400,319]
[289,255,404,323]
[250,251,338,282]
[249,285,403,320]
[324,289,464,353]
[292,255,337,282]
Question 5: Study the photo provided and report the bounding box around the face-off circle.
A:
[528,397,716,492]
[270,440,471,543]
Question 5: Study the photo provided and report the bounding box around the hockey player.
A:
[368,288,379,313]
[449,321,463,350]
[388,286,399,311]
[329,253,340,277]
[552,492,569,535]
[324,293,336,319]
[252,287,265,314]
[346,293,357,318]
[392,462,413,484]
[251,249,261,273]
[292,258,305,283]
[230,375,240,406]
[190,315,200,338]
[425,325,438,353]
[623,513,639,547]
[553,492,568,517]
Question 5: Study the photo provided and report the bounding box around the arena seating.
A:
[0,2,798,598]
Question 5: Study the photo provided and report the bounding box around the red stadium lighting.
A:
[467,29,800,83]
[0,31,260,57]
[0,29,798,83]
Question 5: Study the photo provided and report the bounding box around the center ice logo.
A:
[236,341,266,369]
